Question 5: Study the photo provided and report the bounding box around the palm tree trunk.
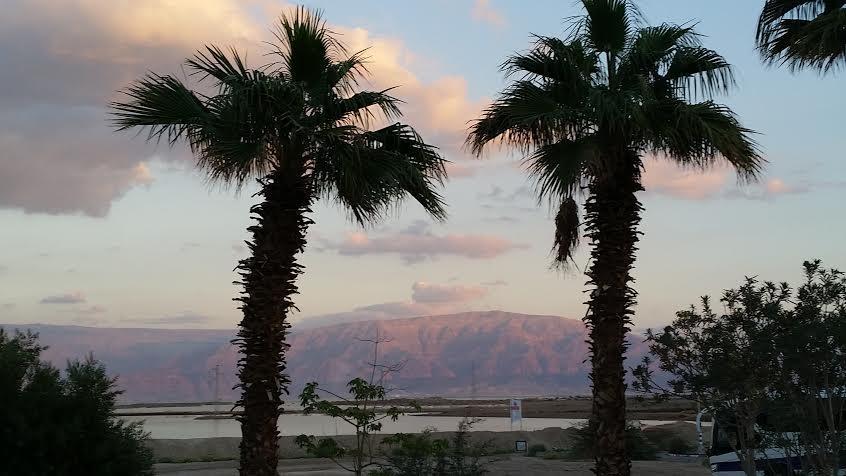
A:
[235,169,312,476]
[584,153,643,476]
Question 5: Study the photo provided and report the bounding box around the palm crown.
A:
[468,0,762,265]
[111,7,447,224]
[757,0,846,73]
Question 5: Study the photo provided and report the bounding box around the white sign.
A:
[509,398,522,423]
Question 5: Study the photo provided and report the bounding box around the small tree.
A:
[374,418,492,476]
[0,329,153,476]
[296,333,415,476]
[632,280,788,475]
[633,261,846,476]
[768,261,846,475]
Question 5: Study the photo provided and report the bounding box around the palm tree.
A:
[757,0,846,73]
[467,1,762,474]
[110,8,447,476]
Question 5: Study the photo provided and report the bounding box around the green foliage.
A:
[0,329,153,476]
[565,421,657,461]
[527,444,547,457]
[756,0,846,74]
[373,419,491,476]
[373,430,449,476]
[634,260,846,475]
[110,7,447,226]
[467,0,762,268]
[663,436,694,455]
[297,369,419,475]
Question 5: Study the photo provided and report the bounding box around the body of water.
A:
[123,412,685,439]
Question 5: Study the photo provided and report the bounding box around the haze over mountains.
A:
[2,311,651,402]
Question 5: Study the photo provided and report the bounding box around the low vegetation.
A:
[634,260,846,475]
[0,329,153,476]
[564,421,658,461]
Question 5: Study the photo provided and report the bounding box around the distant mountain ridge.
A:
[2,311,650,402]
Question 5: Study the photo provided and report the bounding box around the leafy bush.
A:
[0,329,153,476]
[527,444,547,457]
[665,436,694,454]
[565,421,657,461]
[373,418,492,476]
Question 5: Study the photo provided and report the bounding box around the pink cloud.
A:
[472,0,507,28]
[334,225,527,264]
[0,0,482,216]
[641,157,729,200]
[296,281,490,329]
[411,282,488,303]
[725,177,810,200]
[445,162,479,179]
[337,27,488,159]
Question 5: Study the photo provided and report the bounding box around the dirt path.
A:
[155,457,710,475]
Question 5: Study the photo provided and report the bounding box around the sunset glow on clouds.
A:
[1,0,844,329]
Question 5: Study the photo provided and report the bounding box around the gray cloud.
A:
[180,242,201,252]
[482,279,508,286]
[40,292,86,304]
[296,281,490,329]
[331,221,527,264]
[0,1,260,216]
[78,305,106,315]
[411,281,487,303]
[125,312,210,326]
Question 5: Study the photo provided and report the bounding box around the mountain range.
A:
[2,311,651,402]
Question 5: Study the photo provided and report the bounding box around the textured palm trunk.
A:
[235,168,312,476]
[584,153,642,476]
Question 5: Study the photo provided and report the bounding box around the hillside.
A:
[2,311,650,402]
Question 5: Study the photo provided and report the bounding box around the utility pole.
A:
[209,364,221,413]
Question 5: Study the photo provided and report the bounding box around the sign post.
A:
[509,398,522,431]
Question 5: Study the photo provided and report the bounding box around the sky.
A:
[1,0,844,330]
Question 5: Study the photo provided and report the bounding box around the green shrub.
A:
[0,329,154,476]
[665,436,694,454]
[527,444,547,457]
[565,421,657,461]
[374,418,492,476]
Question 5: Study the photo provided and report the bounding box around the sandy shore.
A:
[133,397,701,422]
[154,457,709,475]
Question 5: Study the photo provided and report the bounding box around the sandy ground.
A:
[155,457,710,475]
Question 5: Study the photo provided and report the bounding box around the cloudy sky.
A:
[1,0,844,329]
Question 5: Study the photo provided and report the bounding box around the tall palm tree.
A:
[110,8,447,476]
[757,0,846,73]
[467,1,762,474]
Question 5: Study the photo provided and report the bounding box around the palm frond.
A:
[664,46,734,99]
[616,24,697,79]
[467,81,586,156]
[273,6,339,84]
[579,0,639,54]
[324,48,371,96]
[643,99,764,181]
[324,89,403,127]
[523,137,596,203]
[756,0,846,72]
[186,45,252,88]
[312,123,447,225]
[110,74,208,145]
[504,37,599,85]
[552,197,581,269]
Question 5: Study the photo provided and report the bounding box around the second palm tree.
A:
[468,1,762,474]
